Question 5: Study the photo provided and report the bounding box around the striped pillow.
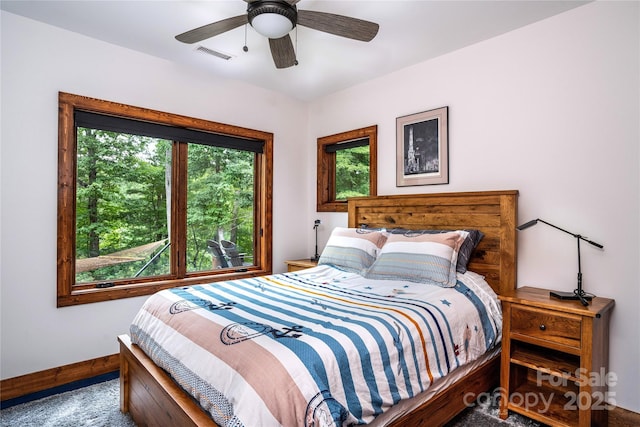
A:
[388,228,484,273]
[364,230,468,287]
[318,227,388,274]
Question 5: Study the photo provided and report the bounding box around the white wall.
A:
[0,12,310,379]
[307,1,639,412]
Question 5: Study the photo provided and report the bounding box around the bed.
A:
[118,190,518,426]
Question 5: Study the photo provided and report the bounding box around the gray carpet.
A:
[446,392,543,427]
[1,380,540,426]
[1,379,135,427]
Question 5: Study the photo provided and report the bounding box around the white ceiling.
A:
[1,0,588,101]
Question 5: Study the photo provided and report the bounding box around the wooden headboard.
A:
[348,190,518,296]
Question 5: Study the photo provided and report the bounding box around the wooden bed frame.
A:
[119,190,518,426]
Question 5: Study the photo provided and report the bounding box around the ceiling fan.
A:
[175,0,379,69]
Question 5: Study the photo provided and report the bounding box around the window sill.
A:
[57,268,271,307]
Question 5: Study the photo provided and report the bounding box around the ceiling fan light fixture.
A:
[248,1,297,39]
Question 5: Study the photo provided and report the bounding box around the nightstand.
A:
[284,258,318,272]
[499,286,614,427]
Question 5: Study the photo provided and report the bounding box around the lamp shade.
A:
[516,218,604,306]
[516,219,538,230]
[250,13,294,38]
[247,2,297,39]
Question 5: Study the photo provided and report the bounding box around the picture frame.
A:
[396,106,449,186]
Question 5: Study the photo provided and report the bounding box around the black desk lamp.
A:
[517,218,604,306]
[311,219,321,262]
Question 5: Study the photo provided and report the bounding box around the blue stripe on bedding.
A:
[170,273,461,420]
[135,266,501,426]
[274,275,423,390]
[267,273,460,387]
[234,284,407,405]
[247,277,416,398]
[171,284,370,421]
[454,280,497,349]
[206,277,439,419]
[282,272,459,376]
[260,276,426,390]
[163,271,498,425]
[196,284,369,419]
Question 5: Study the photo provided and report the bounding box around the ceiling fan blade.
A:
[297,10,379,42]
[175,15,248,44]
[269,35,296,69]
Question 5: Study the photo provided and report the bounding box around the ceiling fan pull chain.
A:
[294,26,299,66]
[243,24,249,52]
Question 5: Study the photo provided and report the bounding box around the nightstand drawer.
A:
[511,305,582,348]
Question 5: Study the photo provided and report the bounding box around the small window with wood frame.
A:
[57,92,273,307]
[317,125,377,212]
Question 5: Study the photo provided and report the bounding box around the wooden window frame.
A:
[57,92,273,307]
[317,125,377,212]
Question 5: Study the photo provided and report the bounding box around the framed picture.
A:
[396,106,448,186]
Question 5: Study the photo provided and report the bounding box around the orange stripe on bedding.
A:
[264,276,435,383]
[143,295,310,426]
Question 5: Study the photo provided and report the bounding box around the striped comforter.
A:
[130,265,502,426]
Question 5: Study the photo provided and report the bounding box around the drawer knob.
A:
[539,324,546,331]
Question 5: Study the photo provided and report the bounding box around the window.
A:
[317,125,377,212]
[57,92,272,306]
